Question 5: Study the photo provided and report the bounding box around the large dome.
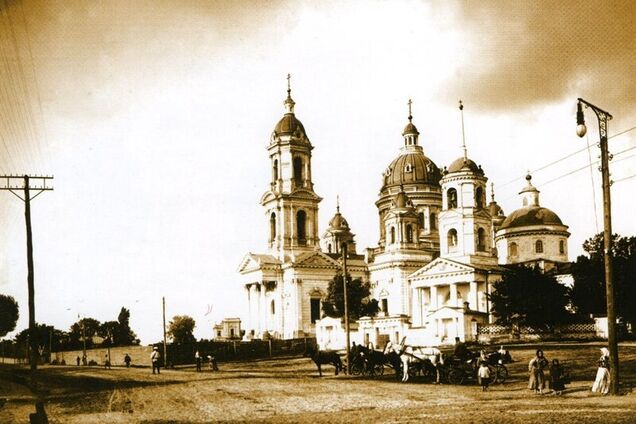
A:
[382,152,441,188]
[500,206,564,229]
[274,113,306,137]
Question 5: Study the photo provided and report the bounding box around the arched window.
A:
[296,210,307,244]
[272,159,279,182]
[447,229,458,250]
[447,188,458,209]
[535,240,544,253]
[417,212,424,228]
[390,226,396,244]
[269,212,276,241]
[270,300,275,315]
[508,242,518,257]
[293,157,303,185]
[430,213,436,230]
[475,186,484,209]
[406,224,413,243]
[559,240,565,254]
[477,228,486,251]
[327,243,332,253]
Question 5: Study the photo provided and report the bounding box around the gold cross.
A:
[287,73,291,92]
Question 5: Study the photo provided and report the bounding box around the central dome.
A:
[500,206,564,229]
[382,151,441,189]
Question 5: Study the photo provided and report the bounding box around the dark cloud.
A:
[437,0,635,114]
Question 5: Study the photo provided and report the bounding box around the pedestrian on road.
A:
[76,356,80,366]
[208,354,218,371]
[478,361,491,391]
[549,359,566,395]
[195,350,202,372]
[528,349,548,394]
[151,347,161,374]
[591,347,610,395]
[124,354,131,368]
[104,354,111,369]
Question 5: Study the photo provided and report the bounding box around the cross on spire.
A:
[491,182,495,201]
[287,73,291,95]
[336,194,340,213]
[407,98,413,122]
[459,99,467,160]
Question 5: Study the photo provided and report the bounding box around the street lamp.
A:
[576,98,618,395]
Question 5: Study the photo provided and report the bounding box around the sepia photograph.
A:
[0,0,635,422]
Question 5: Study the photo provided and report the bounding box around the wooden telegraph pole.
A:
[342,243,351,375]
[0,175,53,373]
[163,297,168,368]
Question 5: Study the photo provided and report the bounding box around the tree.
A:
[571,233,636,323]
[322,272,380,321]
[99,321,120,346]
[489,265,571,329]
[167,315,196,344]
[13,323,68,361]
[116,307,138,345]
[69,318,101,349]
[0,294,19,338]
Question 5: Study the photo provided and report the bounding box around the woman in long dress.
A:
[528,349,549,394]
[591,347,610,395]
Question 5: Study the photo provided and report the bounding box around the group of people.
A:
[527,347,611,395]
[195,350,219,372]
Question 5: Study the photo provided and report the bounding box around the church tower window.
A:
[390,226,396,244]
[447,188,458,209]
[475,186,484,209]
[430,213,436,230]
[270,212,276,241]
[509,242,518,257]
[477,228,486,251]
[327,243,332,253]
[447,229,458,250]
[297,210,307,244]
[406,224,413,243]
[293,157,303,185]
[271,300,275,315]
[559,240,565,254]
[535,240,544,253]
[273,159,279,182]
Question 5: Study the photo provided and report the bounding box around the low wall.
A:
[54,345,152,367]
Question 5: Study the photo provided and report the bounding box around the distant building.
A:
[239,80,572,345]
[212,318,242,341]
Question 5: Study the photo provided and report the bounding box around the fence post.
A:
[233,341,237,355]
[268,339,272,358]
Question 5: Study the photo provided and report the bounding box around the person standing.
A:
[124,354,131,368]
[195,350,202,372]
[76,356,80,366]
[478,361,491,391]
[151,347,161,374]
[592,347,610,395]
[453,337,469,362]
[528,349,549,394]
[549,359,566,395]
[104,354,111,369]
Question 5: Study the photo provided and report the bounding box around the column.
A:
[430,286,438,310]
[245,285,252,330]
[469,281,478,311]
[450,283,458,307]
[412,288,422,326]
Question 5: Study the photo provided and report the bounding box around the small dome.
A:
[382,152,441,189]
[328,211,349,230]
[447,157,483,174]
[500,206,564,229]
[274,113,306,137]
[489,201,504,217]
[402,122,419,135]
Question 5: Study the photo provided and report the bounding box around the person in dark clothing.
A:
[124,354,131,368]
[151,347,161,374]
[195,350,202,372]
[76,356,80,366]
[453,337,469,361]
[549,359,566,395]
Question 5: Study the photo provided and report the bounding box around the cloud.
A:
[436,0,635,114]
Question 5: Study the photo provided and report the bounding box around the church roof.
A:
[273,113,306,137]
[499,206,564,229]
[402,121,419,136]
[447,157,484,174]
[382,151,441,189]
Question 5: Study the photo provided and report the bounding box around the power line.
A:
[613,174,636,184]
[499,126,636,188]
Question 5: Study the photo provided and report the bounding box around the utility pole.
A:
[576,98,619,394]
[0,175,53,374]
[342,243,351,375]
[163,297,168,368]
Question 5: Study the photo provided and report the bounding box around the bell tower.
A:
[261,75,322,261]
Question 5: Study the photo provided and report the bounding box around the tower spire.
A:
[336,194,340,213]
[407,98,413,122]
[491,182,495,202]
[284,73,295,113]
[459,100,467,160]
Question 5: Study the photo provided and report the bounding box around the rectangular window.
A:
[381,298,389,315]
[310,298,321,324]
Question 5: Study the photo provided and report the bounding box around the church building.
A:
[238,78,571,345]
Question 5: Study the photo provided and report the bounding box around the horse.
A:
[304,344,343,377]
[389,343,445,383]
[357,345,390,375]
[383,342,404,380]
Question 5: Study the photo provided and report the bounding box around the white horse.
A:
[387,342,444,383]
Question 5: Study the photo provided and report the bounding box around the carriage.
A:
[445,351,509,385]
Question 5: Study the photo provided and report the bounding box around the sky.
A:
[0,0,634,344]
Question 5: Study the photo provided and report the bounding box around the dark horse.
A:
[304,344,343,377]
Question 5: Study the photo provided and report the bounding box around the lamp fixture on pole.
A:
[576,97,618,395]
